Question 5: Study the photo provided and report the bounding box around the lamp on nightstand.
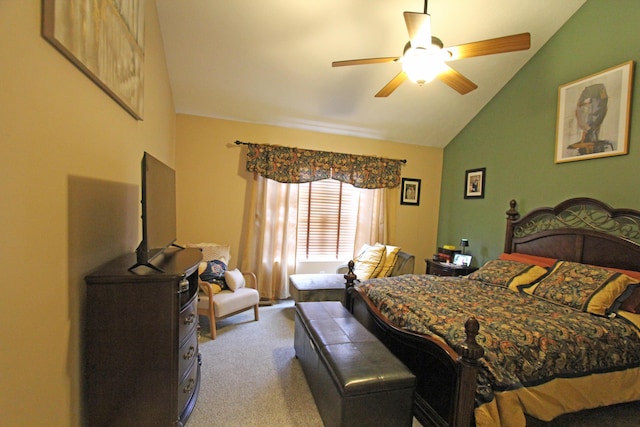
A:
[460,239,469,254]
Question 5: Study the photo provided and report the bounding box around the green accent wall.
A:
[438,0,640,266]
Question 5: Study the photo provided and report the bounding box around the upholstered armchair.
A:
[197,269,259,339]
[187,243,260,339]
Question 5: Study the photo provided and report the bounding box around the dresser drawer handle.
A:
[183,346,195,360]
[183,378,195,394]
[178,278,189,293]
[184,313,196,325]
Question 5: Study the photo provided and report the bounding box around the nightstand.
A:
[425,259,478,277]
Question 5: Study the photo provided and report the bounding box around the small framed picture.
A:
[464,168,485,199]
[400,178,421,206]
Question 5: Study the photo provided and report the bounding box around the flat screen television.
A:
[130,152,179,271]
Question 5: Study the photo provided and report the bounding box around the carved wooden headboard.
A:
[504,198,640,272]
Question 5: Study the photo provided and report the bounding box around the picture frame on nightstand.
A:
[453,254,472,267]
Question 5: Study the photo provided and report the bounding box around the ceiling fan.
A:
[332,1,531,97]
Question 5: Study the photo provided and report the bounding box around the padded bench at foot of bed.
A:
[294,301,416,427]
[289,273,346,303]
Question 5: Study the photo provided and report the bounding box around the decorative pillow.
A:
[498,252,557,268]
[467,259,548,292]
[201,282,224,295]
[375,244,401,278]
[199,259,227,281]
[353,244,386,280]
[616,309,640,330]
[198,260,228,291]
[187,242,231,264]
[198,261,226,293]
[619,285,640,314]
[224,268,246,291]
[602,266,640,282]
[528,261,637,316]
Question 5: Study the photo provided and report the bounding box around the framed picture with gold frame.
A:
[555,61,633,163]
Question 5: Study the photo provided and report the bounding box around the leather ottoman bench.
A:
[294,301,415,427]
[289,274,346,304]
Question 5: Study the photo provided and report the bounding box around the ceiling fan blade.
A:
[446,33,531,60]
[332,57,399,67]
[436,66,478,94]
[404,12,431,49]
[375,71,408,97]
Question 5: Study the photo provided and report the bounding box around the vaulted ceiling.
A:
[155,0,586,147]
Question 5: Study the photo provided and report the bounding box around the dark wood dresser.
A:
[84,247,202,426]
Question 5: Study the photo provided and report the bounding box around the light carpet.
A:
[188,299,640,427]
[189,299,323,427]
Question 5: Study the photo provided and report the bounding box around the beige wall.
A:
[0,2,176,425]
[175,114,443,273]
[0,3,441,424]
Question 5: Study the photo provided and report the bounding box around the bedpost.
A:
[504,199,520,253]
[452,317,484,427]
[344,260,357,310]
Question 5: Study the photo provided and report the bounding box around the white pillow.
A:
[224,268,246,291]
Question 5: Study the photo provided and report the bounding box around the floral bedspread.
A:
[359,274,640,405]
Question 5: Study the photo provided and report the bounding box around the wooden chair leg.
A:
[253,304,259,321]
[210,317,217,339]
[210,302,217,340]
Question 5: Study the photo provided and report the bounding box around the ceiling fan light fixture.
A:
[401,47,445,85]
[330,3,530,97]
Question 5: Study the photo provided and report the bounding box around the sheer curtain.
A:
[240,174,398,300]
[354,187,399,253]
[238,142,403,299]
[240,174,299,300]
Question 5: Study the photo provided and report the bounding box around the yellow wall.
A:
[175,114,443,273]
[0,3,442,425]
[0,2,176,425]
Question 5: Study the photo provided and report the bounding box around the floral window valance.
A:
[238,141,404,189]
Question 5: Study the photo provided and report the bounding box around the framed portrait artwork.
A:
[464,168,485,199]
[555,61,633,163]
[400,178,421,206]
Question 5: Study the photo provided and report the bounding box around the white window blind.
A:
[297,179,359,260]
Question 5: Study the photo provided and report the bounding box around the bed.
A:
[345,197,640,427]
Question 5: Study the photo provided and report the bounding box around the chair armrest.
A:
[199,272,257,292]
[241,271,258,289]
[391,252,415,276]
[336,264,349,274]
[198,280,216,297]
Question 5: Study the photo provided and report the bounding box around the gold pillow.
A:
[467,259,548,292]
[353,244,386,280]
[529,261,637,316]
[376,244,401,277]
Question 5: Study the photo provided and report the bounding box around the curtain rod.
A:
[234,140,407,164]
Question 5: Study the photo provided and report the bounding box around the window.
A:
[297,179,359,260]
